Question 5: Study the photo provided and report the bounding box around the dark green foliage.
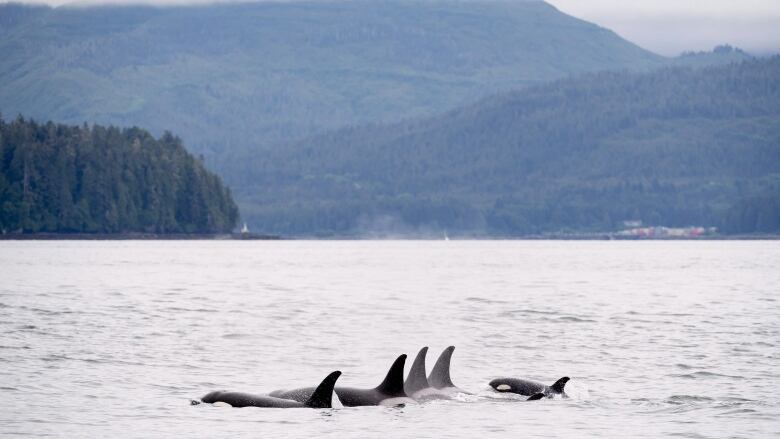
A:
[0,0,662,160]
[0,116,238,234]
[237,58,780,236]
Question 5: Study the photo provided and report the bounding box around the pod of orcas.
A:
[194,346,570,409]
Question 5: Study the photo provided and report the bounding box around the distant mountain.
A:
[237,58,780,236]
[0,0,663,161]
[0,116,238,234]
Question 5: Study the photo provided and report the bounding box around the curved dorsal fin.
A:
[550,376,569,394]
[375,354,408,397]
[304,371,342,408]
[404,347,430,395]
[428,346,455,389]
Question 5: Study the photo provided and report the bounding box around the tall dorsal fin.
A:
[304,371,342,408]
[550,376,569,394]
[375,354,408,397]
[428,346,455,389]
[404,347,430,395]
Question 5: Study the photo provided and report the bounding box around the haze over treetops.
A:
[238,58,780,236]
[0,0,774,236]
[0,0,663,157]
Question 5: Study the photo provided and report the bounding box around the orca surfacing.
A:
[199,371,341,408]
[427,346,471,395]
[404,347,451,401]
[269,354,416,407]
[489,376,570,399]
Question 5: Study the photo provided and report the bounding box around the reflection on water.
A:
[0,241,778,437]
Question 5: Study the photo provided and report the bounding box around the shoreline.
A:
[0,233,282,241]
[1,233,778,241]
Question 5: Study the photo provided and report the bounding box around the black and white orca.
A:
[269,355,415,407]
[404,347,451,401]
[198,370,341,408]
[427,346,471,395]
[489,376,569,399]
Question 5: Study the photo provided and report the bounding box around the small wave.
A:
[666,395,715,404]
[28,307,76,316]
[555,316,596,323]
[718,408,757,416]
[222,333,253,339]
[163,307,218,313]
[670,371,744,380]
[0,345,32,350]
[499,309,560,317]
[465,297,508,305]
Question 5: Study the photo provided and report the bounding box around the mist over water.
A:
[0,241,778,437]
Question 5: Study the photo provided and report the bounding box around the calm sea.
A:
[1,241,778,438]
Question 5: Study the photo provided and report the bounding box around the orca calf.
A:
[427,346,471,395]
[269,354,415,407]
[404,347,451,401]
[198,371,342,408]
[489,376,569,399]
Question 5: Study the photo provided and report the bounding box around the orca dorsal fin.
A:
[550,376,569,394]
[375,354,408,397]
[428,346,455,389]
[304,371,342,408]
[405,347,430,395]
[527,393,545,401]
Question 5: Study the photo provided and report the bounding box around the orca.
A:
[269,354,416,407]
[489,376,569,399]
[198,370,342,408]
[404,347,451,401]
[427,346,471,395]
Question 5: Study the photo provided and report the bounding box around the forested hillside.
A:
[0,0,663,162]
[0,117,238,234]
[236,58,780,236]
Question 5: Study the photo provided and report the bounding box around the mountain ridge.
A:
[235,57,780,236]
[0,0,663,160]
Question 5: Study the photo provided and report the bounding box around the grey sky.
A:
[4,0,780,55]
[546,0,780,55]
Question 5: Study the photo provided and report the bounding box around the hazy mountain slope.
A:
[237,58,780,236]
[0,0,663,160]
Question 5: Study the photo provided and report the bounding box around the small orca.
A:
[404,347,451,401]
[427,346,471,395]
[269,354,416,407]
[489,376,570,399]
[198,370,342,408]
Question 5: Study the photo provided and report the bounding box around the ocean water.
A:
[0,241,778,438]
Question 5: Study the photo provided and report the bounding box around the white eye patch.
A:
[496,384,511,391]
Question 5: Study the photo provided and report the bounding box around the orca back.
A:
[404,347,431,396]
[549,376,569,395]
[305,371,342,408]
[428,346,456,389]
[375,354,408,397]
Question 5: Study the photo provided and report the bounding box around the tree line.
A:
[234,57,780,236]
[0,116,238,234]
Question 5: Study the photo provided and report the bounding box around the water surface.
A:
[1,241,778,438]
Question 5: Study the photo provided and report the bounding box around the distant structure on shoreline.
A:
[617,226,717,239]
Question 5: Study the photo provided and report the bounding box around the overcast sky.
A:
[5,0,780,56]
[546,0,780,55]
